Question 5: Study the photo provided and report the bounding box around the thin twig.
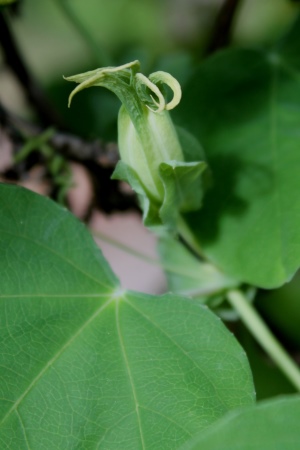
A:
[0,102,118,165]
[0,101,138,214]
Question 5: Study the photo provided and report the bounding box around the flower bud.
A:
[65,61,206,229]
[118,104,184,203]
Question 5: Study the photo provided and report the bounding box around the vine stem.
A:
[227,289,300,391]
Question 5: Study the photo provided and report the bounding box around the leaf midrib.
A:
[115,299,146,450]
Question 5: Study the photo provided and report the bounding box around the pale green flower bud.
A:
[118,104,185,202]
[65,61,206,229]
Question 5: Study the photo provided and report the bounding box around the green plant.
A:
[1,4,300,450]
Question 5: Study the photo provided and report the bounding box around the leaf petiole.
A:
[227,289,300,391]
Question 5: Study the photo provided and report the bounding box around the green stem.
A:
[54,0,111,67]
[227,289,300,391]
[177,215,204,260]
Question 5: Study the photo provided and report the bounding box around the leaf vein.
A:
[0,297,114,428]
[115,300,146,450]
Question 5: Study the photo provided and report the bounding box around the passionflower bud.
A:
[65,61,206,230]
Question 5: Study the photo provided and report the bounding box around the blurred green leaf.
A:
[180,396,300,450]
[175,16,300,288]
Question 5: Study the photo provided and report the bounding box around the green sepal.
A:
[112,161,161,229]
[159,160,207,229]
[112,158,207,231]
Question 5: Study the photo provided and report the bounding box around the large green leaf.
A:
[0,184,255,449]
[180,395,300,450]
[175,16,300,288]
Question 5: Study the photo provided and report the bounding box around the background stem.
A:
[54,0,112,67]
[205,0,241,56]
[0,10,65,128]
[227,289,300,391]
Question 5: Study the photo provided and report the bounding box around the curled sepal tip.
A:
[134,73,166,113]
[148,71,182,111]
[64,60,181,114]
[64,60,140,108]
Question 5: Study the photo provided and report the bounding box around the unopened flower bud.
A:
[65,61,206,229]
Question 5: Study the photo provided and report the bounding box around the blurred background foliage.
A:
[1,0,299,139]
[1,0,300,400]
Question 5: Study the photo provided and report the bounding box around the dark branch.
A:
[0,103,118,165]
[0,101,138,214]
[0,11,65,128]
[50,133,119,166]
[205,0,241,56]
